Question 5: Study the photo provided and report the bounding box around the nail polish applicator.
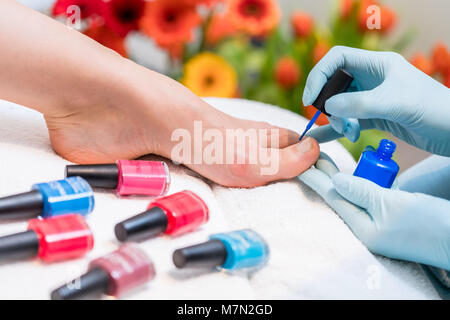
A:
[66,160,170,197]
[299,68,354,141]
[0,177,94,220]
[173,229,270,271]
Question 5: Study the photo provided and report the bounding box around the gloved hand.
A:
[298,153,450,271]
[303,46,450,156]
[399,155,450,200]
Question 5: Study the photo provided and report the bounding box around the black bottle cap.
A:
[65,164,119,189]
[312,68,354,116]
[0,190,43,220]
[0,230,39,262]
[114,207,168,242]
[51,267,110,300]
[173,239,227,269]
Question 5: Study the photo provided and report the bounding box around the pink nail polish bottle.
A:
[51,244,155,300]
[66,160,170,197]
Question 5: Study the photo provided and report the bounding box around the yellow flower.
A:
[183,53,237,98]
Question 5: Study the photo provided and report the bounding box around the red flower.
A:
[84,23,127,57]
[182,0,223,6]
[358,0,396,33]
[431,43,450,75]
[101,0,146,37]
[275,57,301,90]
[226,0,281,36]
[339,0,354,20]
[410,54,434,76]
[291,11,314,39]
[139,0,201,49]
[444,72,450,88]
[52,0,102,18]
[206,14,238,45]
[166,42,185,60]
[313,41,330,64]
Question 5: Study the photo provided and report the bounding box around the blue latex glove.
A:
[399,155,450,200]
[298,153,450,271]
[303,46,450,156]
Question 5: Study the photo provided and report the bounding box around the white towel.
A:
[0,97,438,299]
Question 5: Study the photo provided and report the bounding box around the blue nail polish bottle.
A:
[173,229,270,271]
[0,176,95,220]
[353,139,399,188]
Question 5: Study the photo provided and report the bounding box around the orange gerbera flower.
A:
[226,0,281,36]
[206,14,238,45]
[166,42,185,60]
[84,23,127,57]
[274,57,301,90]
[291,11,314,39]
[183,53,237,98]
[410,54,434,76]
[139,0,201,49]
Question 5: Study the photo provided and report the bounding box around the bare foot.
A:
[45,59,319,188]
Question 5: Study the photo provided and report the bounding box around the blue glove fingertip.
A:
[343,119,361,142]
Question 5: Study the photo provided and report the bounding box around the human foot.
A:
[45,59,319,188]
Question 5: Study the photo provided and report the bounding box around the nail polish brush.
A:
[299,68,354,141]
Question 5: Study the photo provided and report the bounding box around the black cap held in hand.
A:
[51,267,110,300]
[65,164,119,189]
[173,239,227,269]
[114,207,168,242]
[0,190,43,220]
[312,68,354,116]
[0,230,39,261]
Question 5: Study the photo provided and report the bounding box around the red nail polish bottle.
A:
[114,190,209,242]
[0,214,94,263]
[51,245,155,300]
[66,160,170,197]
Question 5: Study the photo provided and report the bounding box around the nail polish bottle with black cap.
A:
[312,68,354,116]
[51,245,155,300]
[0,176,94,220]
[0,214,93,263]
[114,190,209,242]
[173,229,269,271]
[66,160,170,197]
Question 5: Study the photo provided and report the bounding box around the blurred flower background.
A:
[18,0,450,168]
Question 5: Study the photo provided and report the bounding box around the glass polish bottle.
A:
[66,160,170,197]
[51,245,155,300]
[172,229,270,271]
[114,190,209,242]
[0,214,93,263]
[353,139,400,188]
[0,176,94,220]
